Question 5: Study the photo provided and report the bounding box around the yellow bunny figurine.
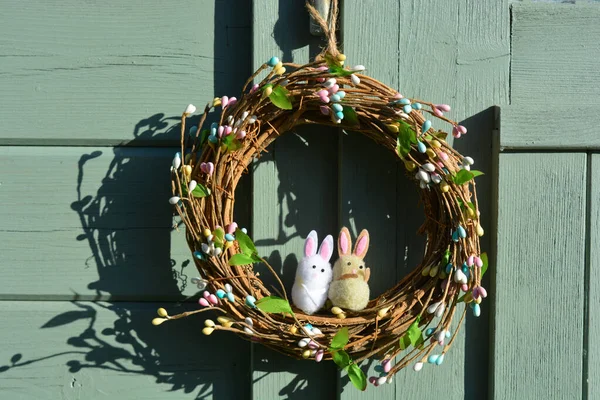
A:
[328,227,371,311]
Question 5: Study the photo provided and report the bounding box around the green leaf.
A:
[269,86,293,110]
[342,106,359,126]
[434,130,448,140]
[481,252,489,277]
[399,334,411,350]
[235,229,257,256]
[442,249,451,265]
[453,169,475,185]
[332,350,352,369]
[406,320,422,346]
[213,227,225,248]
[228,253,255,266]
[192,183,211,198]
[198,129,209,146]
[457,293,466,303]
[396,121,417,158]
[330,327,349,350]
[222,134,243,153]
[255,296,294,315]
[347,363,367,391]
[454,169,485,185]
[399,121,418,144]
[414,333,425,349]
[329,65,354,77]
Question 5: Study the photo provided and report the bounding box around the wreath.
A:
[153,1,487,391]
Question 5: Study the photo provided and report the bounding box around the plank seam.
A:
[582,152,592,400]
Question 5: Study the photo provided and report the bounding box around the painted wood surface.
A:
[0,146,194,300]
[494,153,587,400]
[511,3,600,106]
[0,0,251,146]
[589,154,600,399]
[251,1,339,397]
[0,301,251,400]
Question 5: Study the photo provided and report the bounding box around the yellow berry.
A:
[336,53,346,61]
[217,316,233,328]
[212,97,221,107]
[204,319,215,328]
[431,140,442,148]
[466,207,476,219]
[202,327,214,335]
[441,183,450,193]
[477,224,485,237]
[429,265,439,277]
[426,148,436,158]
[290,326,298,334]
[157,308,168,317]
[152,318,166,326]
[331,306,343,315]
[203,228,211,237]
[377,307,391,318]
[183,165,192,176]
[386,123,399,133]
[404,160,417,171]
[302,350,311,359]
[274,61,283,70]
[263,86,273,97]
[421,265,431,276]
[338,313,347,320]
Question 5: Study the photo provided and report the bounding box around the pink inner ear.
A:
[339,233,349,255]
[305,237,316,257]
[355,236,368,257]
[320,241,331,260]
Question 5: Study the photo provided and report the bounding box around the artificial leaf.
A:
[347,363,367,391]
[192,183,211,198]
[198,129,209,146]
[251,254,262,263]
[332,350,352,369]
[228,253,255,266]
[269,86,293,110]
[213,227,225,248]
[342,106,359,126]
[414,333,425,349]
[399,121,418,144]
[406,319,422,346]
[481,252,489,277]
[434,130,448,140]
[399,334,411,350]
[470,170,485,178]
[329,65,354,77]
[222,134,243,153]
[235,229,257,256]
[453,169,475,185]
[255,296,294,315]
[396,133,411,158]
[330,327,349,350]
[457,293,466,303]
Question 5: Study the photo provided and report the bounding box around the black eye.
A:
[321,269,325,272]
[359,265,364,269]
[312,265,316,269]
[347,262,351,266]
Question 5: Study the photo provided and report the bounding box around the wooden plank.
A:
[588,154,600,399]
[0,0,251,145]
[344,0,507,396]
[251,1,338,398]
[0,146,196,300]
[342,1,400,397]
[0,301,250,399]
[493,153,586,400]
[501,105,600,150]
[511,3,600,106]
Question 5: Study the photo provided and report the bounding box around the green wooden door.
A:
[0,1,598,399]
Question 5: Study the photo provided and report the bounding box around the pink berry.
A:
[198,298,210,307]
[250,84,259,93]
[435,104,451,112]
[320,106,330,115]
[456,125,468,134]
[236,130,246,139]
[221,96,229,108]
[433,107,444,117]
[328,84,339,94]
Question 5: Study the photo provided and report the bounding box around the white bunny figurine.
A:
[291,230,334,315]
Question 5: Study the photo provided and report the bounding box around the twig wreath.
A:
[154,1,488,391]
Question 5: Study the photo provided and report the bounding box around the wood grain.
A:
[588,154,600,399]
[493,153,586,400]
[0,146,194,300]
[511,3,600,106]
[0,0,251,145]
[0,301,250,400]
[501,105,600,150]
[251,1,338,398]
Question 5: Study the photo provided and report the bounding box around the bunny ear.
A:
[318,235,334,262]
[338,227,352,256]
[304,230,318,258]
[353,229,370,259]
